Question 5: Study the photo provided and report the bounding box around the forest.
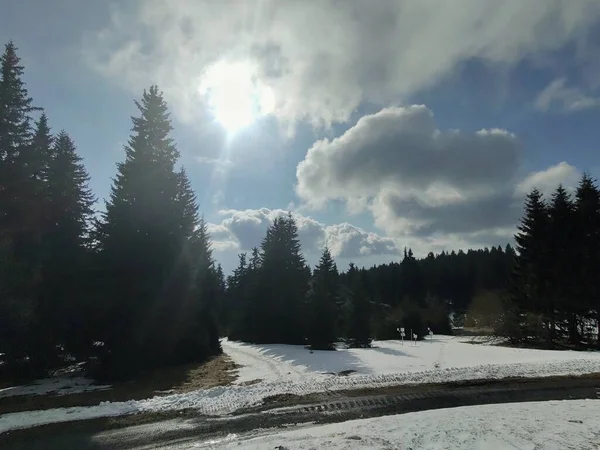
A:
[1,41,599,383]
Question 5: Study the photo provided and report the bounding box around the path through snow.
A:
[222,340,306,384]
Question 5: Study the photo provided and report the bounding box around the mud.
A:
[2,374,599,450]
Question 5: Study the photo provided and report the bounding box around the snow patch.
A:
[0,377,111,399]
[191,400,600,449]
[2,336,600,434]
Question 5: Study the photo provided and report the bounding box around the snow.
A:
[0,376,111,399]
[193,400,600,449]
[2,336,600,434]
[225,335,600,382]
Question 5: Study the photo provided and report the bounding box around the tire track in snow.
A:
[3,355,600,433]
[5,382,600,449]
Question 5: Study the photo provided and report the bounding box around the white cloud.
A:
[296,105,581,253]
[296,105,521,211]
[206,223,239,252]
[515,161,580,197]
[535,78,600,112]
[85,0,600,129]
[324,223,399,259]
[208,208,400,259]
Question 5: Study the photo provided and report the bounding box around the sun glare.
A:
[199,60,274,133]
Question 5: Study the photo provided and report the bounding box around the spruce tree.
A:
[548,185,578,344]
[187,215,222,358]
[192,217,215,284]
[175,167,199,236]
[214,262,226,333]
[574,174,600,345]
[0,41,42,370]
[96,86,219,377]
[237,247,267,342]
[227,253,249,340]
[401,248,427,307]
[307,247,339,350]
[216,263,226,293]
[511,189,550,344]
[35,131,94,362]
[259,214,310,344]
[346,262,372,348]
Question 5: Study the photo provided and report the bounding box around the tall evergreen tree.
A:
[36,131,94,362]
[214,262,226,333]
[547,185,578,344]
[345,262,372,348]
[0,41,43,371]
[96,86,219,377]
[227,253,251,340]
[400,248,427,307]
[307,247,339,350]
[511,189,551,344]
[259,214,310,344]
[574,174,600,344]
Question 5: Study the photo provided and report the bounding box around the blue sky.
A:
[3,0,600,273]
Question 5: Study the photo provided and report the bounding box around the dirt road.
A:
[2,374,599,449]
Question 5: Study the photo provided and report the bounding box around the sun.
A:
[199,60,274,133]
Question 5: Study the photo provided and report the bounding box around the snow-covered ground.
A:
[195,400,600,449]
[0,377,111,399]
[2,336,600,434]
[225,335,600,383]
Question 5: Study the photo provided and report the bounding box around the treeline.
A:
[222,215,375,349]
[0,42,223,381]
[499,181,600,348]
[354,246,515,338]
[221,220,516,348]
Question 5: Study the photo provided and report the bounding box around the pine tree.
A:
[0,42,43,242]
[0,41,43,371]
[227,253,248,297]
[259,214,310,344]
[401,248,427,307]
[45,131,94,245]
[346,262,372,348]
[307,247,339,350]
[175,167,199,237]
[227,253,249,340]
[214,262,227,333]
[0,41,38,160]
[511,189,550,344]
[96,86,219,377]
[187,215,222,357]
[39,131,94,355]
[249,246,261,270]
[547,185,578,344]
[189,216,215,310]
[216,263,226,292]
[574,174,600,345]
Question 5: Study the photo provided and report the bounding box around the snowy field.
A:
[196,400,600,449]
[224,335,600,384]
[2,335,600,433]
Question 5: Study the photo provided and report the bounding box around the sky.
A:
[3,0,600,274]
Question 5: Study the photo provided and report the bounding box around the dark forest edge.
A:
[1,41,598,384]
